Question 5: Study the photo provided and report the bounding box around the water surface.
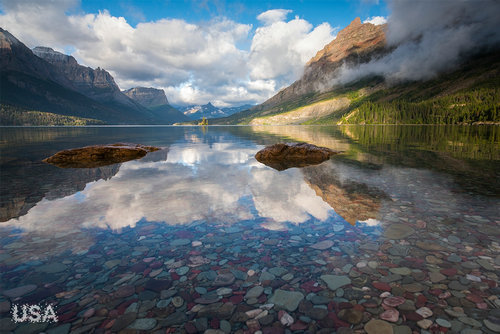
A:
[0,125,499,333]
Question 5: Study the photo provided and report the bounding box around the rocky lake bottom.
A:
[0,125,499,334]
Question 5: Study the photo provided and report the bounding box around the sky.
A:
[0,0,388,106]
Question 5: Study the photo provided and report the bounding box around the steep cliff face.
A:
[307,17,386,66]
[32,46,142,110]
[31,46,78,66]
[1,29,122,122]
[123,86,189,123]
[0,29,163,124]
[1,29,72,87]
[257,18,387,111]
[123,87,169,108]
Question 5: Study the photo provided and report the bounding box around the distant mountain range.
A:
[176,102,254,120]
[211,18,499,125]
[0,28,188,125]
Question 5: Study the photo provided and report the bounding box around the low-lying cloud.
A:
[0,1,336,106]
[338,0,500,85]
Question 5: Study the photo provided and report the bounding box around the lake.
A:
[0,125,499,333]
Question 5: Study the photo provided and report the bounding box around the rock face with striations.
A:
[123,87,169,108]
[123,86,190,123]
[254,17,387,111]
[32,46,139,109]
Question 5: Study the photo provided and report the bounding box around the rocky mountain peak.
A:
[0,28,15,52]
[32,46,78,66]
[349,17,362,27]
[123,87,169,108]
[32,46,122,98]
[253,17,387,112]
[307,17,386,66]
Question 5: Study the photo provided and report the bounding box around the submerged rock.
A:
[364,319,394,334]
[255,142,340,171]
[269,289,304,312]
[43,143,160,168]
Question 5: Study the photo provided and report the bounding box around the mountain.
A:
[123,87,189,123]
[178,102,253,120]
[123,87,169,107]
[0,28,179,125]
[0,29,72,87]
[258,17,386,111]
[211,18,499,125]
[0,28,119,124]
[32,46,145,111]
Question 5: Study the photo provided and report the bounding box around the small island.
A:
[43,143,160,168]
[255,142,340,171]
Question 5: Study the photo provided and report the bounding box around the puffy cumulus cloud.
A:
[250,167,332,225]
[363,16,386,25]
[337,0,500,84]
[4,142,336,234]
[249,13,336,90]
[0,0,97,47]
[0,1,336,106]
[257,9,292,25]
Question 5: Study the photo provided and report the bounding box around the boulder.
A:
[43,143,160,168]
[255,143,340,171]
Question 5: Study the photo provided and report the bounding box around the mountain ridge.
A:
[31,45,153,115]
[0,28,183,125]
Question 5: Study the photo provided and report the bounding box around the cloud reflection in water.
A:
[4,142,336,234]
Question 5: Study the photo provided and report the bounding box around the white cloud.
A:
[0,1,336,106]
[257,9,292,25]
[248,15,336,91]
[250,167,332,224]
[363,16,387,25]
[358,218,381,226]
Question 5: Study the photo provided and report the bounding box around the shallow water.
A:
[0,125,499,333]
